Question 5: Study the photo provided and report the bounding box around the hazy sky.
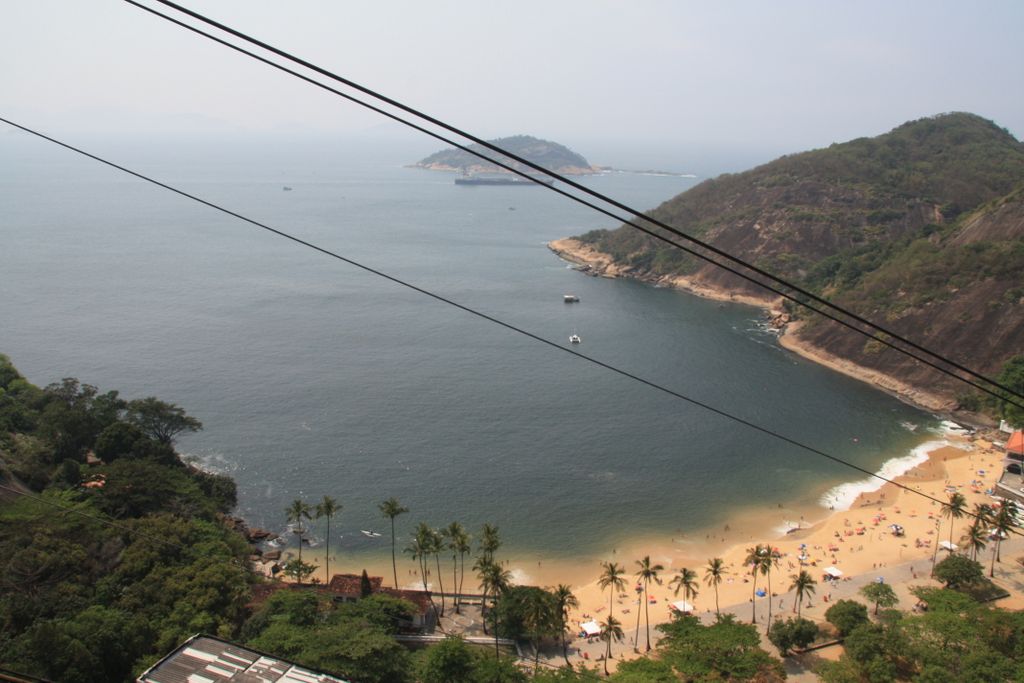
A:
[3,1,1022,162]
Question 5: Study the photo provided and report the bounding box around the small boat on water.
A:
[569,334,582,344]
[282,186,293,191]
[563,294,580,303]
[361,530,382,538]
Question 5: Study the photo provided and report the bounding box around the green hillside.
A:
[572,113,1024,408]
[414,134,594,174]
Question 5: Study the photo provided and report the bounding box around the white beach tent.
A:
[670,600,694,613]
[939,540,959,552]
[823,566,843,579]
[580,620,601,637]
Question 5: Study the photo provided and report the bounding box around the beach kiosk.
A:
[939,540,959,552]
[670,600,694,614]
[580,620,601,638]
[823,566,843,582]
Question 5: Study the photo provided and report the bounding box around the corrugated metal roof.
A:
[137,635,350,683]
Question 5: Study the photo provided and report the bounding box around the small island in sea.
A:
[411,134,601,176]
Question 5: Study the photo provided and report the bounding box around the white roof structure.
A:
[939,540,959,551]
[137,634,350,683]
[823,566,843,578]
[670,600,694,613]
[580,620,602,636]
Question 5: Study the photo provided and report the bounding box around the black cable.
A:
[0,115,999,519]
[133,0,1024,409]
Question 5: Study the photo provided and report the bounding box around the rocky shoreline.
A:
[548,237,956,415]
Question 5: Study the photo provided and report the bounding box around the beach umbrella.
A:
[755,589,767,597]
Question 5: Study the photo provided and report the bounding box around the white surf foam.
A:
[819,440,948,511]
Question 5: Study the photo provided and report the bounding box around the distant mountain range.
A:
[553,113,1024,413]
[412,135,599,175]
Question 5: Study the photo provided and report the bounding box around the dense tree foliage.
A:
[768,616,819,656]
[993,355,1024,427]
[825,599,870,636]
[0,356,251,682]
[242,590,417,683]
[651,614,785,681]
[932,553,985,588]
[819,588,1024,682]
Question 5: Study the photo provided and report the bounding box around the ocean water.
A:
[0,132,934,563]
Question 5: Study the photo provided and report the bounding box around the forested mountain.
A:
[566,113,1024,411]
[413,134,597,174]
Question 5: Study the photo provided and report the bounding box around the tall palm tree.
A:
[634,556,664,652]
[406,523,431,593]
[379,497,409,589]
[446,522,470,614]
[759,546,780,632]
[599,615,624,677]
[479,523,501,563]
[285,499,312,565]
[704,557,727,617]
[552,584,579,666]
[992,500,1019,575]
[744,544,763,624]
[669,567,699,611]
[407,523,443,627]
[789,570,817,619]
[478,559,512,659]
[523,589,554,673]
[598,561,626,621]
[473,557,492,634]
[943,492,968,548]
[427,526,446,617]
[315,495,341,585]
[966,519,988,562]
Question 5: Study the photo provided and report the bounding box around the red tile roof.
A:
[327,573,383,596]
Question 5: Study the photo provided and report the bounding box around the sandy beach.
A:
[282,432,1004,607]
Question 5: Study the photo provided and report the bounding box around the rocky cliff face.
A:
[567,113,1024,411]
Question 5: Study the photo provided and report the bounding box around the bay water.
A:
[1,131,934,566]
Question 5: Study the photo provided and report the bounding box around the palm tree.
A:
[599,614,624,676]
[379,497,408,589]
[744,544,763,624]
[407,523,444,628]
[992,500,1018,576]
[479,523,501,563]
[942,492,967,548]
[446,522,471,614]
[966,519,988,562]
[669,567,699,611]
[315,495,341,584]
[523,589,554,673]
[478,559,512,659]
[598,561,626,621]
[789,570,817,619]
[406,523,431,593]
[427,526,446,617]
[285,499,312,565]
[634,556,664,652]
[552,584,579,666]
[759,546,780,631]
[704,557,727,617]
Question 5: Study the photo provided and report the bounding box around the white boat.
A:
[563,294,580,303]
[361,530,382,538]
[569,334,582,344]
